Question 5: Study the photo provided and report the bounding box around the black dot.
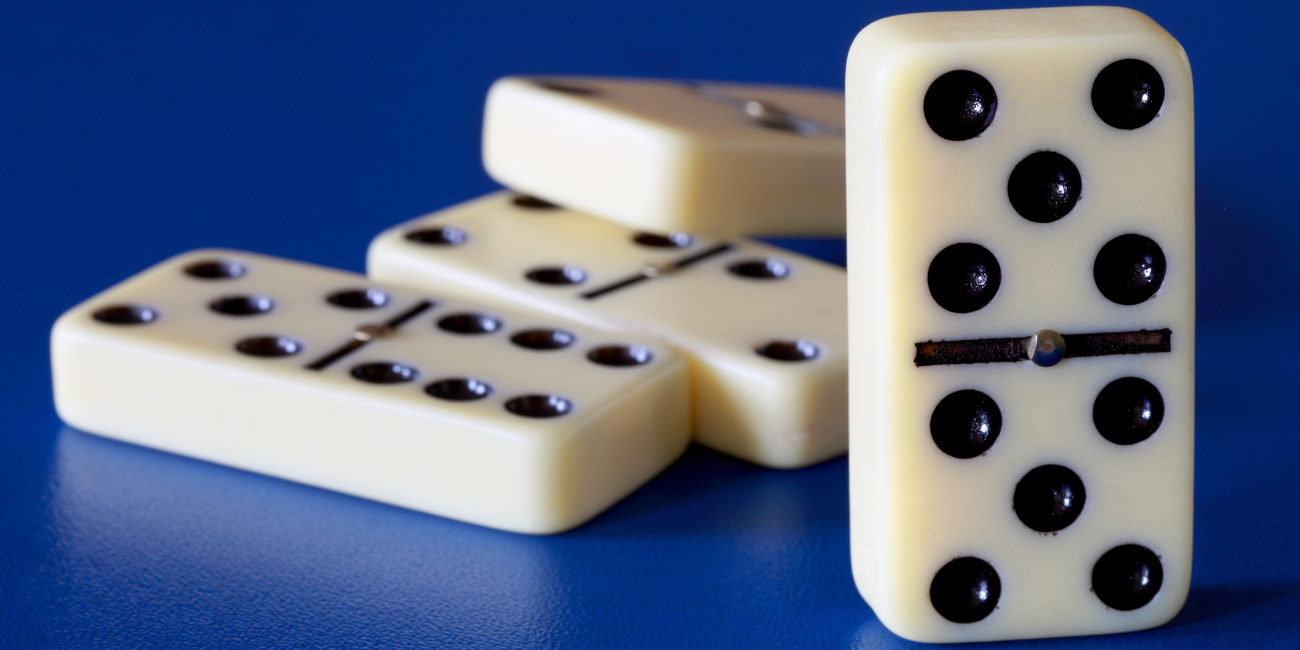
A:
[405,226,468,246]
[931,390,1002,459]
[633,232,693,248]
[184,259,246,279]
[1092,59,1165,130]
[1013,465,1087,533]
[209,295,274,316]
[927,243,1001,313]
[924,70,998,141]
[327,288,390,309]
[755,339,819,362]
[235,336,302,358]
[525,266,587,285]
[1093,544,1163,610]
[1093,377,1164,445]
[930,557,1001,623]
[350,362,418,384]
[425,378,493,401]
[512,194,560,210]
[93,304,158,325]
[438,313,502,334]
[587,345,654,366]
[511,329,576,350]
[728,258,790,279]
[1094,234,1166,305]
[1007,151,1082,223]
[505,394,573,418]
[536,80,600,96]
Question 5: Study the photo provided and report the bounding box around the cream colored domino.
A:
[51,249,690,535]
[482,76,845,237]
[847,7,1193,643]
[367,192,847,469]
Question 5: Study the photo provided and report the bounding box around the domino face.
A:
[846,8,1193,642]
[51,249,690,534]
[368,192,848,469]
[482,76,846,236]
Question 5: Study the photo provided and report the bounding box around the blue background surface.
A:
[3,1,1298,647]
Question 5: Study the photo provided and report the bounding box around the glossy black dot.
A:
[587,345,654,367]
[633,232,693,248]
[1014,465,1087,533]
[425,378,493,401]
[505,394,573,418]
[209,295,274,316]
[405,226,468,246]
[511,329,576,350]
[728,258,790,279]
[1093,377,1164,445]
[755,339,819,362]
[512,194,560,210]
[930,557,1001,624]
[931,390,1002,459]
[1094,234,1166,305]
[1093,544,1164,610]
[93,304,158,325]
[327,288,390,309]
[1092,59,1165,130]
[927,243,1001,313]
[184,259,246,279]
[350,362,418,384]
[235,335,302,358]
[526,266,587,286]
[536,80,600,96]
[1007,151,1082,223]
[924,70,998,141]
[438,313,502,335]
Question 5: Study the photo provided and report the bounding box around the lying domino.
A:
[51,249,690,534]
[367,192,847,469]
[847,7,1193,642]
[483,76,845,237]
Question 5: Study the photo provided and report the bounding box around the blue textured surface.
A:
[3,1,1299,647]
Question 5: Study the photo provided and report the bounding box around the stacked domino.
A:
[50,75,851,537]
[369,77,851,468]
[52,251,691,534]
[481,78,846,236]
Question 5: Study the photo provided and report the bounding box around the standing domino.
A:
[51,250,689,534]
[847,7,1193,642]
[483,76,845,236]
[368,192,847,468]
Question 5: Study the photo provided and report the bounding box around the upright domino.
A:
[51,250,690,534]
[483,76,845,236]
[368,192,848,468]
[847,8,1193,641]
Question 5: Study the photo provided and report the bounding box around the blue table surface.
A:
[3,1,1298,647]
